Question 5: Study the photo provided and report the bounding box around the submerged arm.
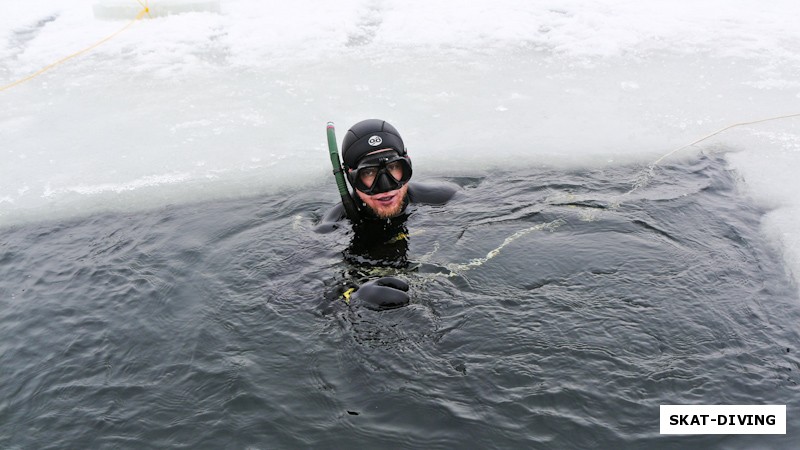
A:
[313,203,347,234]
[407,181,459,205]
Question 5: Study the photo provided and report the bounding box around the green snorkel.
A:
[327,122,361,222]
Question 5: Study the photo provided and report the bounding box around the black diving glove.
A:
[350,276,410,310]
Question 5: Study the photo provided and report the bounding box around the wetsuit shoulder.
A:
[407,181,459,205]
[313,203,346,234]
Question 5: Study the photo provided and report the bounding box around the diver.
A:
[315,119,458,310]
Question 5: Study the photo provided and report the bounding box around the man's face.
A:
[351,148,410,218]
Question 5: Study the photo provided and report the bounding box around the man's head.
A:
[342,119,413,219]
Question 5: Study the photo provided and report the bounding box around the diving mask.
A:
[348,151,412,195]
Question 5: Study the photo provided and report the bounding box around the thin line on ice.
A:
[42,172,192,197]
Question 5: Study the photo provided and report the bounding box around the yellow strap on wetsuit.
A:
[342,288,355,304]
[387,232,409,244]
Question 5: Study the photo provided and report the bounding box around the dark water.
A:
[1,154,799,449]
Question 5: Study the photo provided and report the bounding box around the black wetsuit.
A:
[315,181,458,309]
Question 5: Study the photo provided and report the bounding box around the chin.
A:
[372,202,405,219]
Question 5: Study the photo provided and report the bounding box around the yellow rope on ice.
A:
[0,1,150,93]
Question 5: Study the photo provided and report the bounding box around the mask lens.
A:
[385,161,404,182]
[358,167,379,188]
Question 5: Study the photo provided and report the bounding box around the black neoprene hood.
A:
[341,119,406,169]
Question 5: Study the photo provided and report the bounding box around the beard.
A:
[371,195,406,218]
[357,185,409,219]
